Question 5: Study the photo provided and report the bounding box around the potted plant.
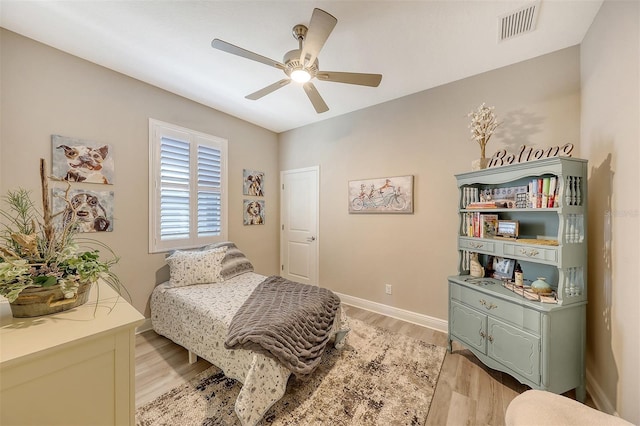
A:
[0,159,123,317]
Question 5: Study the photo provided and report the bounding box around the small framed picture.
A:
[497,220,519,239]
[243,169,264,196]
[493,257,516,280]
[243,199,265,225]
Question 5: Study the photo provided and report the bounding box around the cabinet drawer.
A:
[451,283,540,333]
[459,237,496,254]
[503,244,558,264]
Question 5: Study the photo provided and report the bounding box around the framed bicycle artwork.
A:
[348,175,414,214]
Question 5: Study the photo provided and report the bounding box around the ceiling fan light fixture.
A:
[211,8,381,114]
[291,68,311,83]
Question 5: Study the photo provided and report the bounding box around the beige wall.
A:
[0,29,280,316]
[280,47,581,321]
[3,4,638,421]
[580,0,639,423]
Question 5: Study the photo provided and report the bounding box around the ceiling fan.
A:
[211,8,382,114]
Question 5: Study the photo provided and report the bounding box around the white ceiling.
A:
[0,1,602,133]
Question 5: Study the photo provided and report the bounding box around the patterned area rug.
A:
[136,318,446,426]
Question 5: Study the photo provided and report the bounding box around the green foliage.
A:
[0,189,123,303]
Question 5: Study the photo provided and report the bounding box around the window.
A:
[149,119,227,253]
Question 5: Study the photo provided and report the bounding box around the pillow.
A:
[203,242,254,280]
[165,246,227,288]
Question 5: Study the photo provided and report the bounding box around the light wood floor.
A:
[135,304,593,425]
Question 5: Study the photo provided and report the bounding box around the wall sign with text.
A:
[488,143,574,168]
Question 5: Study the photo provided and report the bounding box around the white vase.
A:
[471,158,489,171]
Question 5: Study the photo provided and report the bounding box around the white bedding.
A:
[150,272,348,426]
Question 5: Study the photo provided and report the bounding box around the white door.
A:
[280,166,319,285]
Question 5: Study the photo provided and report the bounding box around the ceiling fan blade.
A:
[300,8,337,67]
[212,39,285,70]
[303,82,329,113]
[245,79,291,100]
[316,71,382,87]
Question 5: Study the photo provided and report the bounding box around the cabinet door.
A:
[487,317,540,384]
[450,300,487,354]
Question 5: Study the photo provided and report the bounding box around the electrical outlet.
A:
[385,284,392,295]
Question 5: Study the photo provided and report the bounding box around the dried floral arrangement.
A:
[0,159,123,303]
[468,103,500,160]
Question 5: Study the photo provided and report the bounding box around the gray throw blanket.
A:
[225,275,341,378]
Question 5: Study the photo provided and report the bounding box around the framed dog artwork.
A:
[243,199,265,225]
[52,188,114,233]
[51,135,115,184]
[243,169,264,197]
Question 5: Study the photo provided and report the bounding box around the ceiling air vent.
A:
[499,1,540,42]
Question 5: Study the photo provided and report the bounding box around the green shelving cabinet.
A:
[448,157,587,401]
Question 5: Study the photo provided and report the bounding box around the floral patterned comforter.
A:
[150,272,349,426]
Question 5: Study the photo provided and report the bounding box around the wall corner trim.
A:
[586,369,620,416]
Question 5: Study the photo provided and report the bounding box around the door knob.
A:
[307,236,316,242]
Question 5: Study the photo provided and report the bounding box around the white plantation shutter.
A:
[197,144,222,237]
[160,137,190,240]
[149,119,227,253]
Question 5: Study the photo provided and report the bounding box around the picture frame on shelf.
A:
[480,214,499,238]
[492,257,516,280]
[496,220,519,238]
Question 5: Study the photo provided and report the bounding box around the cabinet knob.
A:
[488,335,494,343]
[480,331,486,339]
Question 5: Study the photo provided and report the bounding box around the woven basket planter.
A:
[9,282,92,318]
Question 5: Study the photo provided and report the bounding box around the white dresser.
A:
[1,282,144,426]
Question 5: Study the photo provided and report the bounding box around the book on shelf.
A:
[536,178,543,208]
[541,177,550,208]
[547,176,557,207]
[467,201,497,209]
[464,212,499,238]
[480,214,499,238]
[473,212,480,237]
[468,178,560,211]
[529,180,536,208]
[526,176,559,208]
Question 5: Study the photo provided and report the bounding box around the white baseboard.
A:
[334,292,448,333]
[586,369,619,415]
[136,317,153,334]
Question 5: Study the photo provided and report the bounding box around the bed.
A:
[150,242,349,426]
